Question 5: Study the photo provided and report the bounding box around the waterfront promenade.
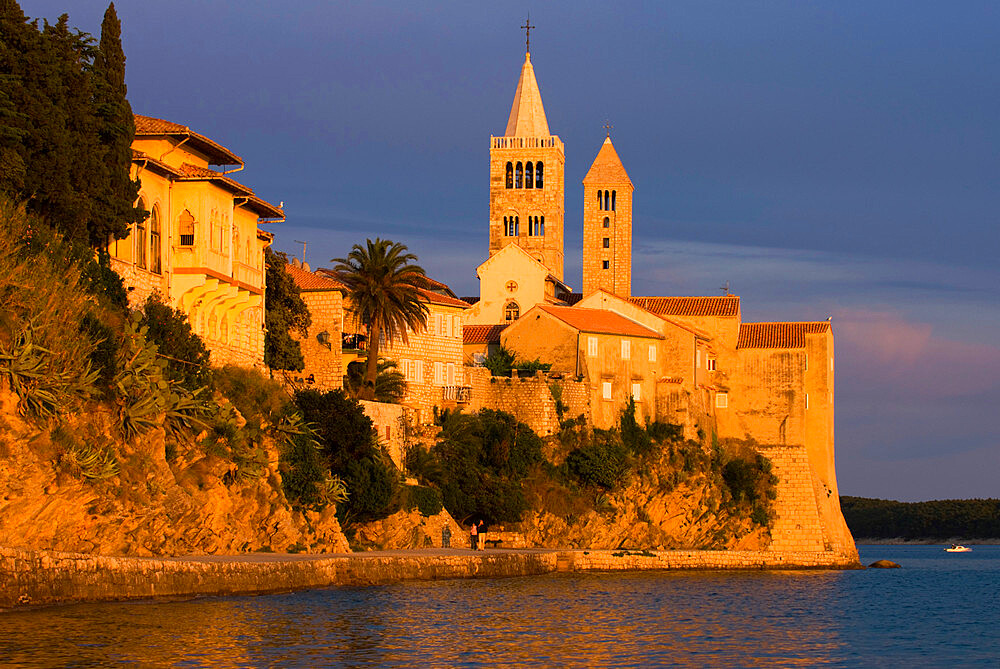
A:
[0,545,860,610]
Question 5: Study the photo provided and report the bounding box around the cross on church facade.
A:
[603,120,614,137]
[521,15,535,53]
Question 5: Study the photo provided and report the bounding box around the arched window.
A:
[179,210,195,246]
[135,198,147,269]
[515,162,523,188]
[505,162,513,189]
[514,216,519,236]
[535,162,543,188]
[612,190,616,211]
[504,301,520,322]
[598,190,603,210]
[603,216,610,228]
[540,215,544,236]
[149,204,161,274]
[604,190,610,211]
[525,162,534,188]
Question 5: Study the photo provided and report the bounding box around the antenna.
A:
[720,280,730,296]
[294,239,307,265]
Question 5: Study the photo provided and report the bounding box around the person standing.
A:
[470,521,478,550]
[477,520,486,550]
[442,524,452,549]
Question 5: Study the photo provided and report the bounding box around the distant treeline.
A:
[841,496,1000,540]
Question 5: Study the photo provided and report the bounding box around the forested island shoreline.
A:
[842,496,1000,542]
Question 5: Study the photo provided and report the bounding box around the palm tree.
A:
[345,358,407,403]
[332,238,429,400]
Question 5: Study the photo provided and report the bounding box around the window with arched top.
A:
[179,210,195,246]
[535,162,543,188]
[149,204,161,274]
[504,301,520,322]
[505,162,513,188]
[604,190,610,211]
[515,162,523,188]
[612,190,616,211]
[525,162,534,188]
[603,216,610,228]
[514,215,519,236]
[540,215,544,236]
[135,198,147,269]
[598,190,603,210]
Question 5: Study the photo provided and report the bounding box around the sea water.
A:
[1,545,998,667]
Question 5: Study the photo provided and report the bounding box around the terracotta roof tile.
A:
[464,324,508,345]
[583,137,633,187]
[316,269,469,309]
[629,295,740,317]
[285,264,345,292]
[737,322,831,349]
[536,305,662,339]
[134,114,243,166]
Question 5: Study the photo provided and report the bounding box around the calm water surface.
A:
[1,545,998,667]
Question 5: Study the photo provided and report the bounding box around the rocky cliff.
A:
[0,387,349,556]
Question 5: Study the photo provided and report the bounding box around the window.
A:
[603,216,610,228]
[804,354,809,371]
[696,349,702,368]
[805,393,810,410]
[434,362,444,385]
[830,356,834,371]
[587,336,598,357]
[715,393,728,409]
[598,190,603,210]
[515,162,523,188]
[135,199,147,269]
[447,363,455,386]
[385,425,391,440]
[602,260,610,270]
[621,339,631,360]
[631,383,641,401]
[603,237,610,248]
[707,358,717,371]
[611,190,616,211]
[504,301,520,322]
[604,190,610,211]
[447,314,454,338]
[535,162,543,188]
[505,162,513,188]
[525,162,534,188]
[602,381,612,400]
[415,361,423,383]
[529,216,544,236]
[149,205,161,274]
[179,210,195,246]
[648,345,656,362]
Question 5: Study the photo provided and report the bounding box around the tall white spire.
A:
[504,53,551,137]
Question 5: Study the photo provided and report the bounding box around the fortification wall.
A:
[466,367,590,435]
[0,545,860,609]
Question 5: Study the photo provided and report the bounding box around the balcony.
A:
[443,386,472,403]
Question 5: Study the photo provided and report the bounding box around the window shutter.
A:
[631,383,641,401]
[648,345,656,362]
[588,337,598,357]
[602,381,612,400]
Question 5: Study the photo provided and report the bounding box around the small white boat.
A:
[945,544,972,552]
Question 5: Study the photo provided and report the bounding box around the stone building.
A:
[111,114,283,367]
[582,137,633,298]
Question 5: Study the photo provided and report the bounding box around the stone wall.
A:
[359,400,408,470]
[294,289,344,390]
[0,545,860,609]
[466,367,589,435]
[109,257,165,309]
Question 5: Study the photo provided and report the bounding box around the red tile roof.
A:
[286,263,345,292]
[737,322,831,349]
[316,269,469,309]
[536,305,662,339]
[629,295,740,317]
[464,324,508,345]
[134,114,243,166]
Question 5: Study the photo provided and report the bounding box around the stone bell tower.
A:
[488,38,566,281]
[582,135,633,297]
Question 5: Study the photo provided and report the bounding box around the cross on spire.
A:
[521,14,535,53]
[603,120,614,138]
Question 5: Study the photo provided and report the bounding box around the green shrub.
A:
[142,295,212,391]
[566,430,630,490]
[482,345,515,377]
[620,398,652,455]
[404,485,444,516]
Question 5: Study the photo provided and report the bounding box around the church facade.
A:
[465,43,854,556]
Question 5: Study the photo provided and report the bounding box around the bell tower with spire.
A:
[489,22,566,281]
[582,131,633,297]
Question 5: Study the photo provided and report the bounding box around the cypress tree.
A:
[0,0,29,196]
[91,2,143,246]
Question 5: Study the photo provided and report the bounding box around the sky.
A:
[21,1,1000,502]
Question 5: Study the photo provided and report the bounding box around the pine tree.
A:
[0,0,30,195]
[91,2,142,246]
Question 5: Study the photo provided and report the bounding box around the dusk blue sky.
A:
[23,1,999,501]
